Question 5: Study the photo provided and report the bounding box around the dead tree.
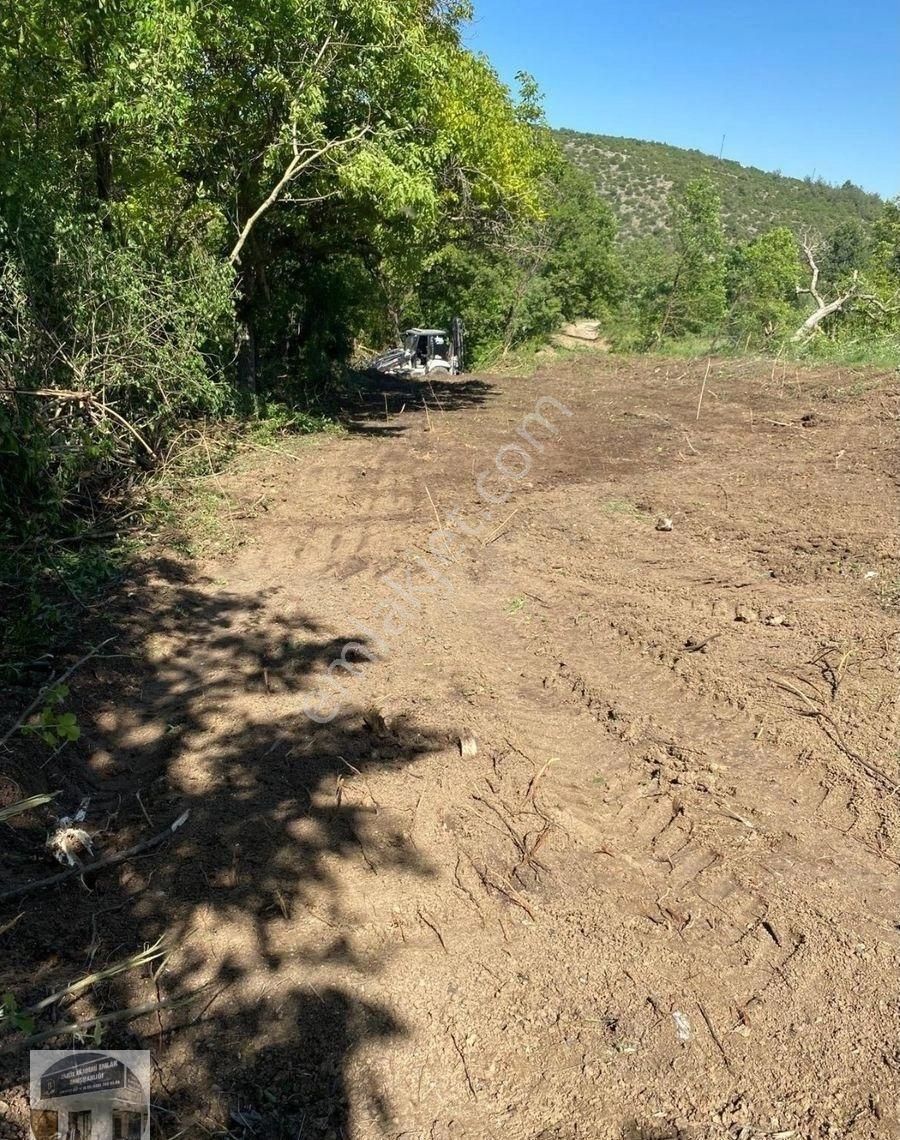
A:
[792,240,900,343]
[791,241,860,342]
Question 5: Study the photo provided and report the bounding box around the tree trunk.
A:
[236,317,257,397]
[790,293,855,342]
[792,240,858,342]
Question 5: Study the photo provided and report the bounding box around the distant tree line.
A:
[618,178,900,354]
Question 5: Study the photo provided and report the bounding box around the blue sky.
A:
[463,0,900,198]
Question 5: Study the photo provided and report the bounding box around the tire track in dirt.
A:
[536,618,900,936]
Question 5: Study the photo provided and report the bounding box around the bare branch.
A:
[791,243,872,342]
[797,241,825,308]
[228,125,369,265]
[791,287,858,342]
[855,292,900,315]
[0,810,190,904]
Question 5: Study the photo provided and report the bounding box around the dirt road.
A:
[2,353,899,1139]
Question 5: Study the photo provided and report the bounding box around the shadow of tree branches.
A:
[0,555,451,1138]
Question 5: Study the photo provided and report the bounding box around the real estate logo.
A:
[29,1050,150,1140]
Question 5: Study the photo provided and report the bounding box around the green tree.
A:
[726,227,799,342]
[870,199,900,291]
[413,161,622,360]
[0,0,554,424]
[0,0,555,666]
[818,219,871,293]
[654,177,727,340]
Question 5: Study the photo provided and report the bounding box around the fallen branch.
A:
[92,399,156,459]
[449,1030,478,1100]
[6,389,155,458]
[0,810,190,904]
[476,864,537,920]
[417,908,448,953]
[3,388,91,400]
[0,988,207,1054]
[696,1001,732,1072]
[524,756,556,805]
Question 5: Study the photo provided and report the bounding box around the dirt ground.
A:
[2,352,900,1140]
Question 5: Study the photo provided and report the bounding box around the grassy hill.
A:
[556,128,884,242]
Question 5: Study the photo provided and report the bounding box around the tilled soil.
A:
[2,353,899,1140]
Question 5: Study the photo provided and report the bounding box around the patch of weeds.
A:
[798,334,900,369]
[0,991,35,1035]
[481,337,607,378]
[506,596,527,615]
[878,576,900,611]
[0,537,128,684]
[823,377,885,400]
[153,485,236,559]
[20,683,81,747]
[602,498,652,522]
[246,402,341,446]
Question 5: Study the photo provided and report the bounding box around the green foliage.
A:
[643,177,727,342]
[0,0,559,672]
[869,200,900,292]
[0,992,35,1036]
[414,163,622,361]
[818,219,871,292]
[726,227,800,342]
[20,683,81,747]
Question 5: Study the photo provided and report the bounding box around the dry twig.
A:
[695,359,712,421]
[0,810,190,903]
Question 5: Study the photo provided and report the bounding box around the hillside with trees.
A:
[556,128,884,242]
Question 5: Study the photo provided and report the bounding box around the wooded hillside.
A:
[557,128,884,241]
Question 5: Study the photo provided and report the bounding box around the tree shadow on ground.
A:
[0,554,452,1137]
[340,372,496,436]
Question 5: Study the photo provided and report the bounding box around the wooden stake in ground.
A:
[424,483,454,562]
[696,359,712,422]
